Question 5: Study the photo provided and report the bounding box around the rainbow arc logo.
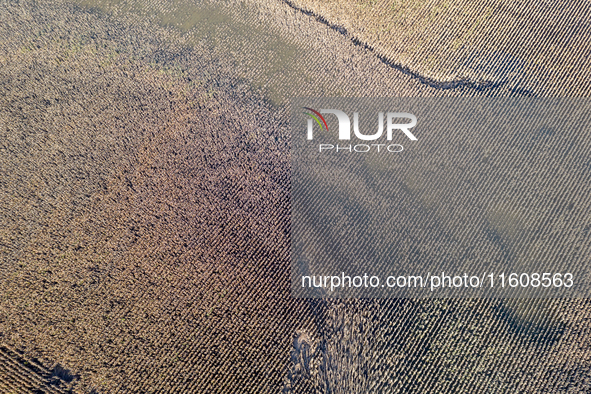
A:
[304,107,328,140]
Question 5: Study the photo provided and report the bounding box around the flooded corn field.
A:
[1,0,590,393]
